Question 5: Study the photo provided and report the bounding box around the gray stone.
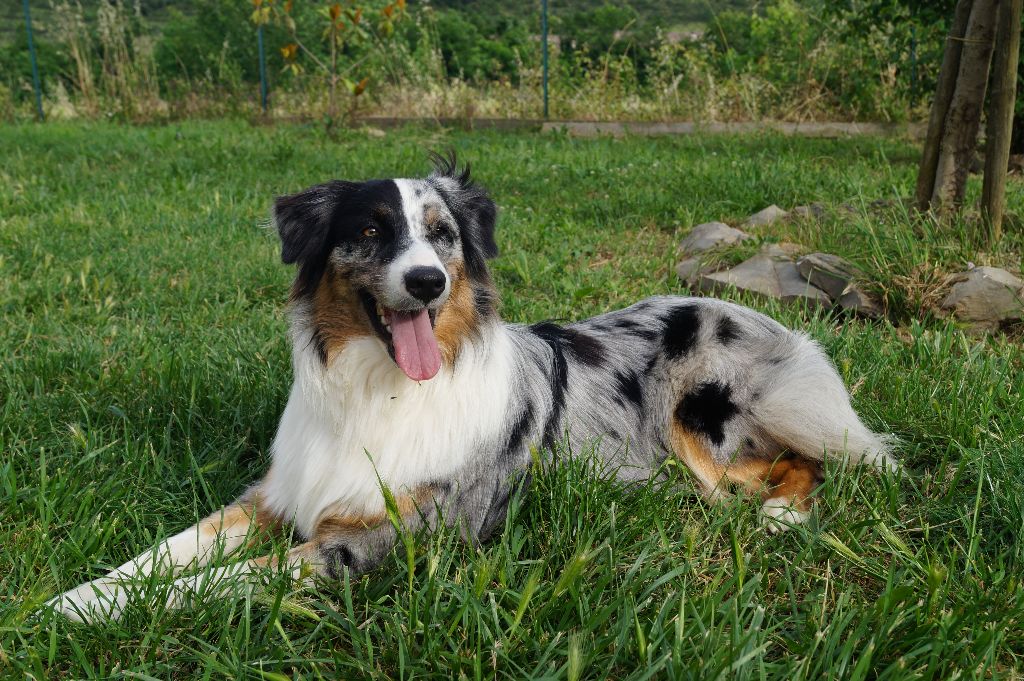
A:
[679,221,751,254]
[796,253,859,299]
[837,288,883,318]
[761,242,803,259]
[675,257,704,285]
[940,266,1024,326]
[699,254,831,308]
[790,203,826,221]
[742,204,788,229]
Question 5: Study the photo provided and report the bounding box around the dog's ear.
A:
[273,181,353,265]
[428,151,498,276]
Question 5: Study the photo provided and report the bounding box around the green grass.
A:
[1,121,1023,679]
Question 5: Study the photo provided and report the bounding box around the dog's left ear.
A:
[428,152,498,277]
[273,180,354,265]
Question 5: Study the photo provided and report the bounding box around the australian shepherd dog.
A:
[50,154,894,623]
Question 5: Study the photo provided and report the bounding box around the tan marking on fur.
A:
[434,261,481,365]
[669,424,820,510]
[313,487,439,539]
[743,457,820,511]
[307,265,370,364]
[669,423,730,500]
[249,544,313,569]
[423,204,441,228]
[198,490,283,546]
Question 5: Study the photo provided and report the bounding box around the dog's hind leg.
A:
[669,422,822,532]
[47,487,279,623]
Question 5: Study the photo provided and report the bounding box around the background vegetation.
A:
[1,121,1022,678]
[0,0,977,123]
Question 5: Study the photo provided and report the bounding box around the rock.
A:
[940,266,1024,327]
[699,254,831,308]
[761,242,803,258]
[837,288,883,319]
[675,257,704,285]
[363,126,387,138]
[742,205,788,229]
[796,253,859,299]
[790,203,826,221]
[679,222,752,254]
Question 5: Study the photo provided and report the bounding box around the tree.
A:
[914,0,1023,241]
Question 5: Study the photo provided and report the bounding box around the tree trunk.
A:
[916,0,975,212]
[930,0,1000,213]
[982,0,1022,240]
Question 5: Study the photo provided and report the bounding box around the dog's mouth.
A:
[359,290,440,381]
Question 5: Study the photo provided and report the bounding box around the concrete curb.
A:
[319,117,926,139]
[540,120,926,139]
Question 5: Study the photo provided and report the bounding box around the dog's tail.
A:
[750,334,898,471]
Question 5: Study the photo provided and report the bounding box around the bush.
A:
[155,0,285,87]
[0,30,70,102]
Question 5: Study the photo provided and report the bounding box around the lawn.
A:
[1,121,1022,679]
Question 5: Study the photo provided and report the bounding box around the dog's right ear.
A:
[273,181,353,264]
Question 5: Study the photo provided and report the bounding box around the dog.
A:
[49,153,894,623]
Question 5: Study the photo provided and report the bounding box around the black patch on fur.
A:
[674,381,740,447]
[614,370,644,411]
[614,319,639,330]
[428,151,498,282]
[322,544,355,579]
[716,317,741,345]
[643,354,659,375]
[565,330,606,367]
[307,328,329,365]
[504,403,534,460]
[530,321,606,367]
[662,304,701,358]
[531,323,569,449]
[275,179,410,299]
[473,285,498,319]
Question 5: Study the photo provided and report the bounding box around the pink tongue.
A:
[388,309,442,381]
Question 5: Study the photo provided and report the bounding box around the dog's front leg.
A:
[160,489,446,615]
[47,487,276,623]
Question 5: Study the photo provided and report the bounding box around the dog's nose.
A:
[404,266,447,304]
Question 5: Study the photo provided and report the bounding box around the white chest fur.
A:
[262,327,513,538]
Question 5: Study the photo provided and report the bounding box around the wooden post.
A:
[916,0,974,212]
[930,0,999,213]
[982,0,1022,240]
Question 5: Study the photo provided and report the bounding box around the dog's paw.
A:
[761,498,809,534]
[45,580,126,624]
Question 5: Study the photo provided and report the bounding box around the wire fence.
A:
[18,0,556,122]
[17,2,931,125]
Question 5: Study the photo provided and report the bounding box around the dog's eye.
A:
[361,226,379,238]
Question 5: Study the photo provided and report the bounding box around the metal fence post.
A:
[541,0,549,119]
[258,24,268,114]
[22,0,44,121]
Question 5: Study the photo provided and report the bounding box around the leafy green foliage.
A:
[155,0,287,86]
[429,8,531,82]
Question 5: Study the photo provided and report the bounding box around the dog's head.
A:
[274,153,498,380]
